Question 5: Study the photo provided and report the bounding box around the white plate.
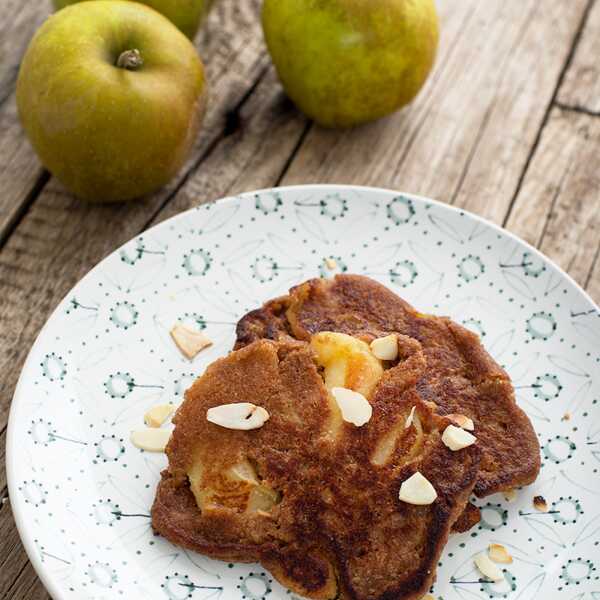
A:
[7,185,600,600]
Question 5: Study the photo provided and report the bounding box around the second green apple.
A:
[53,0,214,39]
[262,0,439,128]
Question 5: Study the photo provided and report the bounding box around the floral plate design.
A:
[7,185,600,600]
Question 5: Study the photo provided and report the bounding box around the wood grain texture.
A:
[282,0,591,226]
[506,108,600,292]
[0,0,49,98]
[0,430,6,495]
[586,251,600,302]
[5,569,48,600]
[0,500,36,599]
[558,0,600,113]
[0,1,50,243]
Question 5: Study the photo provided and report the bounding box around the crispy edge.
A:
[451,502,481,533]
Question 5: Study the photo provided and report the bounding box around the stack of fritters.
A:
[152,275,540,600]
[235,275,541,497]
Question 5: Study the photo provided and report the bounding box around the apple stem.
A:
[116,49,144,70]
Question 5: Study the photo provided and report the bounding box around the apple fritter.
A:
[152,338,480,600]
[235,274,540,497]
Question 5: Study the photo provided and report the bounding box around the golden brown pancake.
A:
[152,338,480,600]
[235,274,540,497]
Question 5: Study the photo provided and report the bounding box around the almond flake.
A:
[503,489,517,502]
[446,413,475,431]
[325,257,337,270]
[442,424,477,451]
[533,495,548,512]
[144,403,175,428]
[331,387,372,426]
[405,405,416,429]
[170,323,212,359]
[206,403,270,430]
[489,543,513,564]
[370,334,398,361]
[399,471,437,505]
[421,595,435,600]
[474,552,503,582]
[561,412,571,421]
[130,428,171,452]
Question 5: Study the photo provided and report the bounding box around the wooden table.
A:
[1,0,599,597]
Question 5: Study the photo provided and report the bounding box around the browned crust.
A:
[451,502,481,533]
[152,338,480,600]
[234,274,541,497]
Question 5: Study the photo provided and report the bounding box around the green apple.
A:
[262,0,439,128]
[52,0,215,39]
[17,0,206,202]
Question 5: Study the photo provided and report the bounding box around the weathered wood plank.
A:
[0,0,49,97]
[0,97,46,247]
[586,250,600,302]
[558,0,600,113]
[281,0,590,228]
[0,504,50,600]
[0,429,6,494]
[0,0,266,430]
[0,500,33,599]
[5,562,50,600]
[505,108,600,299]
[0,1,51,243]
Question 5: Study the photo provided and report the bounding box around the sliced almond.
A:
[144,403,175,428]
[130,428,171,452]
[421,595,435,600]
[325,257,337,270]
[331,387,373,426]
[404,405,416,429]
[442,424,477,451]
[503,489,517,502]
[533,495,548,512]
[370,334,399,361]
[399,471,437,505]
[489,543,513,564]
[170,323,212,359]
[561,412,571,421]
[446,413,475,431]
[475,552,503,581]
[206,403,270,430]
